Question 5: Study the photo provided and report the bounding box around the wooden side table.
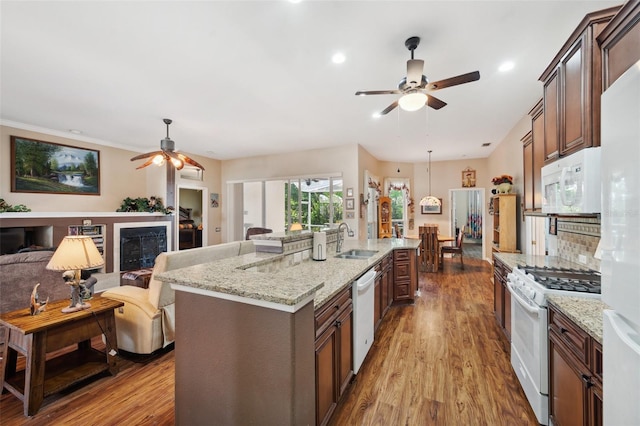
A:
[0,296,123,416]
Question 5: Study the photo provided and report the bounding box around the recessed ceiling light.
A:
[69,129,82,135]
[372,112,381,119]
[332,52,346,64]
[289,0,302,3]
[498,61,514,72]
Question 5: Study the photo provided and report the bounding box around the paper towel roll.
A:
[313,231,327,261]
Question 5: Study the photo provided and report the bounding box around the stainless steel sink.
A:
[334,249,378,259]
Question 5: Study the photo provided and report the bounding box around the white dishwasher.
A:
[352,268,377,374]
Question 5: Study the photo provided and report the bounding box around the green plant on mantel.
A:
[116,196,172,214]
[0,198,31,213]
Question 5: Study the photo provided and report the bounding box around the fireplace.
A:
[114,221,172,273]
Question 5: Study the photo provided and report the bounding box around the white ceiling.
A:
[0,1,620,163]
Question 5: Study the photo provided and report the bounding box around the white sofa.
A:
[102,240,255,354]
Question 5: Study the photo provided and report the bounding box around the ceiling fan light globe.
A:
[152,154,165,165]
[171,158,183,169]
[398,93,427,112]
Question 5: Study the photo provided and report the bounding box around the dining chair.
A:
[441,226,465,270]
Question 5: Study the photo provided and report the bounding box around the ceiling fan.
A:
[130,119,205,171]
[355,36,480,115]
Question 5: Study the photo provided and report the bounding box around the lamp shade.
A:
[398,93,427,112]
[419,195,442,207]
[289,222,303,231]
[46,236,104,271]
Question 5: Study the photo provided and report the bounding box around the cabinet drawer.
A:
[394,249,410,262]
[382,254,392,269]
[549,308,589,364]
[394,284,410,299]
[315,287,352,338]
[394,262,411,281]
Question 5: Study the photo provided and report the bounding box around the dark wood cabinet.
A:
[598,0,640,91]
[374,253,394,331]
[548,304,603,426]
[523,99,545,212]
[492,255,512,342]
[393,249,417,303]
[315,286,353,426]
[539,7,619,160]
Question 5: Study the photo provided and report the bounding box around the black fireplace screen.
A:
[120,226,168,272]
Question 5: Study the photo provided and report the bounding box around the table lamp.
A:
[46,236,105,313]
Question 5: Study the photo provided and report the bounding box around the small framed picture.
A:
[346,198,355,210]
[462,168,476,188]
[82,219,92,226]
[345,211,355,219]
[346,187,354,197]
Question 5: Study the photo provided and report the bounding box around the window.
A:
[389,189,405,237]
[286,178,343,231]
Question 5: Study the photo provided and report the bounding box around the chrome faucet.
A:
[336,222,354,253]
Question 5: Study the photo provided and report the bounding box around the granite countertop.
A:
[156,238,420,310]
[547,295,609,344]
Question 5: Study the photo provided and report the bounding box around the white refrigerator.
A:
[600,60,640,426]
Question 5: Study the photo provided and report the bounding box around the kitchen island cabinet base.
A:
[173,289,315,425]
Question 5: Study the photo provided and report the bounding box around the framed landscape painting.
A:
[11,136,100,195]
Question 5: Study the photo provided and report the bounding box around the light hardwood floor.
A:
[1,256,537,425]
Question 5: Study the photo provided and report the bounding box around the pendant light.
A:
[419,150,441,207]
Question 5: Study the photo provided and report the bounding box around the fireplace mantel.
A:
[0,212,170,219]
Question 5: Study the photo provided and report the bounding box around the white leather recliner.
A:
[102,240,255,354]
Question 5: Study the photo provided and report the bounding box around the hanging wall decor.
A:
[462,167,476,187]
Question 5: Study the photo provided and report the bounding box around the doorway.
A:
[449,188,485,260]
[177,185,208,250]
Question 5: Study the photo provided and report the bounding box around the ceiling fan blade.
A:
[426,95,447,110]
[426,71,480,91]
[380,100,399,115]
[177,153,206,171]
[130,150,162,161]
[355,89,402,96]
[135,157,156,170]
[406,59,424,86]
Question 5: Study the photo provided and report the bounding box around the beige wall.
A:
[221,144,360,241]
[1,125,223,246]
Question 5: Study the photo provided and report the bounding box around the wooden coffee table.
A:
[0,295,123,416]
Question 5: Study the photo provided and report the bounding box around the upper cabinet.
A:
[539,6,620,161]
[523,99,545,212]
[598,0,640,91]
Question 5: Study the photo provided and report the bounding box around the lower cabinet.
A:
[493,255,512,341]
[548,304,603,426]
[374,253,394,331]
[393,248,417,303]
[315,286,353,426]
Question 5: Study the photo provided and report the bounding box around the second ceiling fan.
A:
[355,36,480,115]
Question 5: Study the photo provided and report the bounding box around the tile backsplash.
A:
[556,216,600,271]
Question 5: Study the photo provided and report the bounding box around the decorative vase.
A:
[497,183,512,194]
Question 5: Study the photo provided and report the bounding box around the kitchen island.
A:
[156,236,420,425]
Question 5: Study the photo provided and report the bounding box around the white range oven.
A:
[506,265,601,425]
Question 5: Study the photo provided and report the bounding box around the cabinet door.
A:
[549,331,589,426]
[374,271,382,329]
[561,35,588,156]
[531,106,545,210]
[523,134,534,211]
[315,326,337,426]
[590,381,603,426]
[385,263,394,308]
[503,281,512,341]
[493,271,504,327]
[543,70,560,162]
[336,306,353,397]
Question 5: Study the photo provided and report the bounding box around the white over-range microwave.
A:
[541,147,601,214]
